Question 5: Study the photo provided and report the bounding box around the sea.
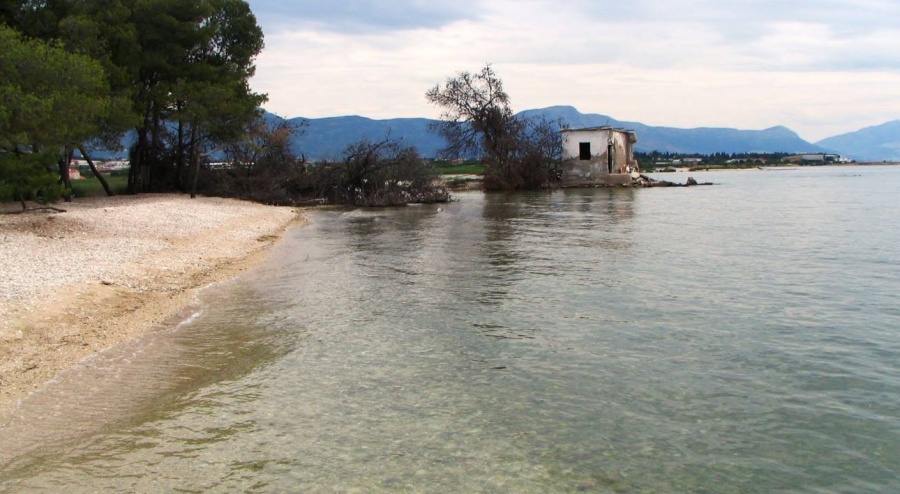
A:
[1,165,899,493]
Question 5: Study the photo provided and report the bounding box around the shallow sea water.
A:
[2,166,900,492]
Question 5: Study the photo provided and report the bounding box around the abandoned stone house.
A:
[560,127,638,186]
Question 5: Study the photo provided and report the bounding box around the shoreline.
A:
[0,194,304,418]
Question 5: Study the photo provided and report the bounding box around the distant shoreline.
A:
[652,162,900,173]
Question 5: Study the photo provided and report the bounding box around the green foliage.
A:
[0,25,112,151]
[3,0,266,196]
[0,152,66,205]
[57,0,140,93]
[0,23,135,202]
[120,0,267,193]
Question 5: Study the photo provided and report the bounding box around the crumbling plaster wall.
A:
[560,129,637,186]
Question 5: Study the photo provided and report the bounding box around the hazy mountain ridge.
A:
[282,105,838,160]
[517,106,821,155]
[284,115,445,160]
[815,120,900,162]
[87,107,897,162]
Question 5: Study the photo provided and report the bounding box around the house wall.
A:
[559,128,636,187]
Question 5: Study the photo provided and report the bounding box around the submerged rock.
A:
[633,174,711,187]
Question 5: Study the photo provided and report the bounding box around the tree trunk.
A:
[58,146,74,202]
[176,117,186,192]
[78,145,113,196]
[128,124,148,194]
[189,125,201,199]
[146,105,161,192]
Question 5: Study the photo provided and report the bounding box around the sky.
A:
[245,0,900,142]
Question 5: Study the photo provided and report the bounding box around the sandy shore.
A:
[0,194,303,418]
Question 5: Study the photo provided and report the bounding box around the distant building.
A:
[560,127,638,186]
[781,153,842,165]
[725,158,768,164]
[100,160,130,171]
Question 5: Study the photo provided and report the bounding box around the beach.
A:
[0,194,303,418]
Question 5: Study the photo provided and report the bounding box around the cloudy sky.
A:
[245,0,900,142]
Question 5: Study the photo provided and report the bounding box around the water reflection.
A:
[4,170,900,492]
[471,189,638,306]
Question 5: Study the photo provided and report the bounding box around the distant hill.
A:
[84,106,847,161]
[285,106,827,160]
[816,120,900,162]
[518,106,826,155]
[285,115,446,160]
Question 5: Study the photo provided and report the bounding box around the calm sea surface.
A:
[2,166,900,492]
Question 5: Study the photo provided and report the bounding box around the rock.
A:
[577,479,597,491]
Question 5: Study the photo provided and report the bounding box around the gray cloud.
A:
[249,0,900,141]
[247,0,482,33]
[582,0,900,34]
[561,0,900,72]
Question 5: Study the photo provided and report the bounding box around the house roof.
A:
[562,126,636,134]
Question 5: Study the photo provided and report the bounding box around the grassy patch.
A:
[435,163,485,175]
[71,175,128,197]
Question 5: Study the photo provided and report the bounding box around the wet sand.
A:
[0,194,303,418]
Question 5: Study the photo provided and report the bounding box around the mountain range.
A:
[270,106,898,162]
[816,120,900,162]
[88,106,899,162]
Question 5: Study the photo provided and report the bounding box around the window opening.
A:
[579,142,591,160]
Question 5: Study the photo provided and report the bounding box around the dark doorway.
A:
[607,143,614,173]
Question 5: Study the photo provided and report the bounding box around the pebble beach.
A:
[0,194,302,418]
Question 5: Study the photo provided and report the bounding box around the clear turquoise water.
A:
[2,166,900,492]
